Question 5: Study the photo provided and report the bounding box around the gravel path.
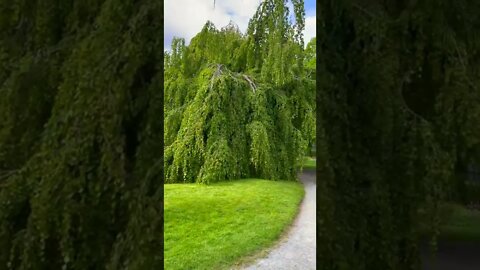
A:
[243,170,316,270]
[421,240,480,270]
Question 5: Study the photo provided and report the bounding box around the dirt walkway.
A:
[242,170,316,270]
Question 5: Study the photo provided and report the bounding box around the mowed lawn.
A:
[164,179,304,270]
[440,203,480,241]
[302,156,316,169]
[420,202,480,241]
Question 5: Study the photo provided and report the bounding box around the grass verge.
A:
[420,202,480,241]
[439,203,480,241]
[164,179,304,270]
[301,156,316,169]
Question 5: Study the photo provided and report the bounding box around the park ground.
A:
[164,157,316,270]
[164,179,304,270]
[421,201,480,269]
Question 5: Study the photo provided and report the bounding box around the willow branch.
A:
[210,64,223,91]
[399,71,430,124]
[242,74,257,92]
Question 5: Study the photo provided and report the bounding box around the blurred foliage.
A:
[317,0,480,269]
[0,0,163,268]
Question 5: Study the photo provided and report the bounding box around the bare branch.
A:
[242,74,257,92]
[208,63,258,93]
[210,64,223,91]
[0,170,17,180]
[453,38,479,93]
[399,71,430,124]
[353,4,375,18]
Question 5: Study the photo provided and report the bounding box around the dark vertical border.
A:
[315,0,321,266]
[160,0,165,268]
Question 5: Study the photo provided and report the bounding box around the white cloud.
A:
[304,15,316,45]
[165,0,262,50]
[165,0,315,50]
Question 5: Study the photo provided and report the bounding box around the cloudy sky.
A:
[164,0,316,51]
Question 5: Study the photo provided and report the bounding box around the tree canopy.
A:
[164,0,316,183]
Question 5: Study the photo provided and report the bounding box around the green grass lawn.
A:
[420,202,480,241]
[439,203,480,241]
[301,156,316,169]
[164,179,304,270]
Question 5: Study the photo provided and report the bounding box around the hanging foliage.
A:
[318,0,480,269]
[0,0,163,269]
[164,0,315,183]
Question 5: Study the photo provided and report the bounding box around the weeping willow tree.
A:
[318,0,480,269]
[0,0,163,269]
[164,0,315,184]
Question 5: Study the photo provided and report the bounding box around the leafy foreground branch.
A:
[0,1,163,269]
[317,0,480,269]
